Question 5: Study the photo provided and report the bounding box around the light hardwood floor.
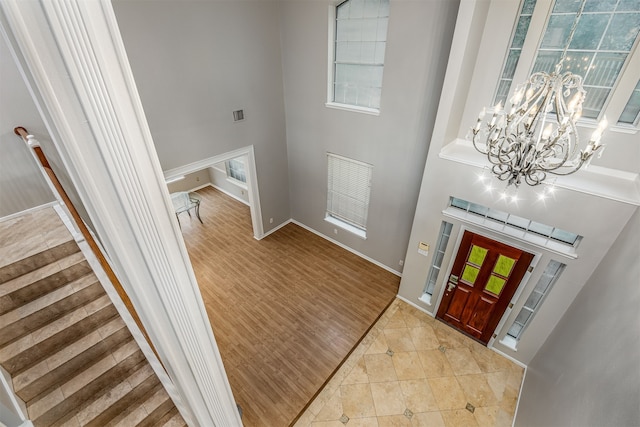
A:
[178,186,400,427]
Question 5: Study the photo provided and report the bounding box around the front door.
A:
[436,231,534,345]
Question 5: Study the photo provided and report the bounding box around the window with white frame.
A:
[503,259,566,348]
[446,197,582,258]
[422,221,453,300]
[619,79,640,125]
[326,153,373,238]
[531,0,640,119]
[225,157,246,184]
[494,0,537,105]
[329,0,390,112]
[495,0,640,123]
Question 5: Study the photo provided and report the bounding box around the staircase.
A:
[0,207,187,427]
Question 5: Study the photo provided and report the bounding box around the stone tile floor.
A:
[294,299,525,427]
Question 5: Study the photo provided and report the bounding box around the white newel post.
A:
[0,1,242,426]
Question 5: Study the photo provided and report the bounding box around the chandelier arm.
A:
[524,171,545,186]
[546,157,587,175]
[471,129,491,154]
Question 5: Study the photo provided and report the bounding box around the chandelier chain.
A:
[559,0,587,65]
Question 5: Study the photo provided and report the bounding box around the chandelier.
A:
[470,0,608,187]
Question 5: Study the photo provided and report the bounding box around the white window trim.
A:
[325,101,381,116]
[442,206,578,259]
[325,3,384,116]
[325,152,372,239]
[225,177,248,190]
[224,158,247,189]
[500,259,565,350]
[324,214,367,239]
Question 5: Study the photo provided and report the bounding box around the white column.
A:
[0,1,241,425]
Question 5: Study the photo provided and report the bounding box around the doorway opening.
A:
[436,230,534,345]
[162,146,264,239]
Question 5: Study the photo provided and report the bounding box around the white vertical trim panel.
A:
[0,1,241,425]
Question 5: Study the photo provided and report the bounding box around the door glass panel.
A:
[462,265,480,285]
[468,245,488,266]
[493,255,516,277]
[485,275,506,295]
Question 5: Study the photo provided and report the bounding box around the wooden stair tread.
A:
[137,397,177,427]
[32,351,147,427]
[2,304,119,376]
[84,374,162,427]
[0,241,80,284]
[18,325,134,404]
[0,281,105,348]
[0,260,93,316]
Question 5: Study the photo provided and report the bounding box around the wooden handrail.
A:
[14,126,160,363]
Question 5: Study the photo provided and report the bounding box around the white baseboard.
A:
[290,220,402,277]
[178,182,213,193]
[396,295,436,317]
[209,184,250,207]
[511,366,527,427]
[491,346,528,369]
[0,201,58,223]
[257,219,292,240]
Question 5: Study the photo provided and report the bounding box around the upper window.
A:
[326,153,373,238]
[329,0,390,112]
[532,0,640,119]
[495,0,640,122]
[619,79,640,125]
[494,0,537,106]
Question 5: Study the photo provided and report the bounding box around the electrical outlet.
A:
[196,176,200,182]
[269,218,273,224]
[399,260,404,266]
[334,228,338,235]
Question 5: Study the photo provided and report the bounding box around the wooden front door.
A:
[436,231,534,345]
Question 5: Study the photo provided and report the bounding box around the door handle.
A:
[447,282,456,292]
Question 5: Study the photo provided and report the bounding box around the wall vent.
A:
[233,109,244,122]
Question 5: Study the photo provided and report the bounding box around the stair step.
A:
[139,400,179,427]
[32,350,147,427]
[0,281,105,348]
[17,325,133,404]
[0,260,93,316]
[0,241,80,284]
[0,272,99,329]
[84,372,161,427]
[2,304,119,376]
[163,411,188,427]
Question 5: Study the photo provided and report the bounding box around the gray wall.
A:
[515,207,640,427]
[112,0,290,232]
[279,0,459,271]
[166,169,211,194]
[210,163,250,205]
[0,30,54,217]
